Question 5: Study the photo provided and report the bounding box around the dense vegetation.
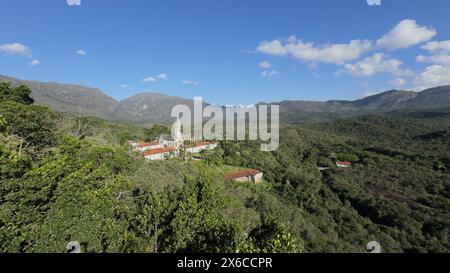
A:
[0,82,449,253]
[0,83,302,253]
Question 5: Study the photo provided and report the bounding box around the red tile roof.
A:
[224,169,262,180]
[336,162,352,166]
[137,141,160,148]
[141,147,177,157]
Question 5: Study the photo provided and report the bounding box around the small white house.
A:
[134,141,164,152]
[336,162,352,168]
[224,169,263,183]
[142,147,178,161]
[185,141,218,154]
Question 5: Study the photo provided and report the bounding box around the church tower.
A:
[171,117,183,144]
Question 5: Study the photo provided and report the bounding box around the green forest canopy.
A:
[0,83,449,253]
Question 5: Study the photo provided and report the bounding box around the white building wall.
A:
[186,143,218,154]
[163,140,180,148]
[144,151,178,161]
[139,144,164,152]
[253,173,263,182]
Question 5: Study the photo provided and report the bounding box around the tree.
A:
[0,115,6,133]
[143,124,170,141]
[239,216,304,253]
[0,82,34,105]
[0,101,59,155]
[129,168,242,253]
[133,192,173,253]
[203,146,224,166]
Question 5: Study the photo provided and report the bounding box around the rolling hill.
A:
[112,93,196,123]
[0,75,194,123]
[0,75,118,119]
[277,86,450,123]
[2,75,450,123]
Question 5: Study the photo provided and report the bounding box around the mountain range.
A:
[276,86,450,123]
[0,75,192,123]
[1,74,450,124]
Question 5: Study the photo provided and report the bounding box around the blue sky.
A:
[1,0,450,105]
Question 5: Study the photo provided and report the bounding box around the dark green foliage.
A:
[0,115,6,133]
[0,101,59,153]
[143,124,171,141]
[0,82,34,105]
[215,113,450,253]
[1,83,449,253]
[241,216,304,253]
[128,169,238,253]
[0,83,302,253]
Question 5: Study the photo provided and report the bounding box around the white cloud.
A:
[255,19,436,68]
[0,43,41,66]
[421,40,450,52]
[376,19,436,51]
[414,65,450,90]
[340,53,412,77]
[261,70,279,78]
[76,49,87,56]
[0,43,30,56]
[259,61,272,69]
[257,40,288,56]
[257,39,372,65]
[417,40,450,66]
[142,76,157,82]
[66,0,81,6]
[142,73,168,83]
[29,59,40,66]
[156,73,168,80]
[182,80,199,85]
[389,78,406,87]
[120,84,128,88]
[416,54,450,66]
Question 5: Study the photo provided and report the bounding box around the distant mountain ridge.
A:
[112,92,197,123]
[2,75,450,123]
[276,85,450,123]
[0,75,119,119]
[0,75,193,123]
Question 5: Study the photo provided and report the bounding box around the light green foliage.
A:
[0,83,449,253]
[0,101,59,152]
[0,115,6,133]
[202,146,224,166]
[0,134,133,252]
[127,168,302,253]
[238,216,304,253]
[128,168,241,253]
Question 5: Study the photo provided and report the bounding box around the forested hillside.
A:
[1,82,449,253]
[0,82,302,253]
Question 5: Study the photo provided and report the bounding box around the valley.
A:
[1,81,449,253]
